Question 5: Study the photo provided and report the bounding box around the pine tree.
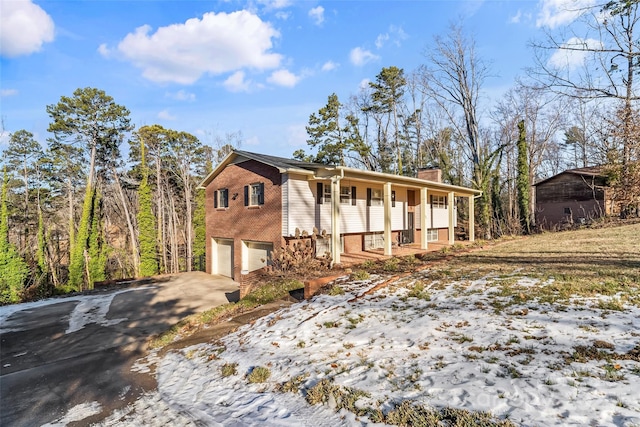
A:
[305,93,362,165]
[0,172,29,304]
[516,120,531,234]
[47,87,131,289]
[3,129,43,255]
[369,66,407,174]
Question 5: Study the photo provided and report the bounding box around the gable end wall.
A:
[205,160,283,279]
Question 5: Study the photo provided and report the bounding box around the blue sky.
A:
[0,0,592,159]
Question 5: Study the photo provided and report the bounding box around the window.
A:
[391,190,396,207]
[426,229,439,242]
[431,195,447,209]
[367,188,383,206]
[214,188,229,208]
[316,182,332,204]
[324,184,332,203]
[244,183,264,206]
[340,186,351,204]
[319,184,357,205]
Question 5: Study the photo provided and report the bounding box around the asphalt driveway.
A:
[0,272,239,427]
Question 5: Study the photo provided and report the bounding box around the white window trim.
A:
[323,184,332,203]
[249,183,261,206]
[340,186,351,204]
[432,195,447,209]
[217,188,228,208]
[371,188,383,206]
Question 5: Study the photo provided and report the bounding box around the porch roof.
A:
[199,150,481,198]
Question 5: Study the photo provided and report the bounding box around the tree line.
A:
[296,5,640,239]
[2,1,639,304]
[0,87,239,304]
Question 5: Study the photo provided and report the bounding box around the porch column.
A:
[383,182,392,256]
[331,177,341,265]
[420,187,428,250]
[448,191,455,245]
[468,195,475,242]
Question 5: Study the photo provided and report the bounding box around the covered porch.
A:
[319,166,482,266]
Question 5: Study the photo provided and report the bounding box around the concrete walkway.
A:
[0,272,239,427]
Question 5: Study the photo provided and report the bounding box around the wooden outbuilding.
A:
[534,166,616,228]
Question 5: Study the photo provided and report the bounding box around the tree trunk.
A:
[183,174,193,272]
[112,166,140,276]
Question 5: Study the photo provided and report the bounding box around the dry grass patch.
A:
[424,223,640,305]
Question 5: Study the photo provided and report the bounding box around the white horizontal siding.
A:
[431,207,449,228]
[391,189,406,230]
[338,181,367,233]
[286,175,320,235]
[284,176,456,236]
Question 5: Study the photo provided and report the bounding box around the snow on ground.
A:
[41,401,102,427]
[0,287,153,334]
[65,291,130,334]
[98,273,640,426]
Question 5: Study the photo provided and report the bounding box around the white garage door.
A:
[213,238,233,278]
[246,241,273,272]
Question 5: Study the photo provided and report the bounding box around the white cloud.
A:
[244,135,261,146]
[0,0,54,57]
[1,89,18,97]
[104,10,282,84]
[375,33,389,49]
[548,37,602,69]
[349,47,379,66]
[359,78,371,90]
[0,129,10,148]
[166,90,196,101]
[510,10,522,24]
[257,0,291,10]
[275,11,290,20]
[97,43,112,57]
[286,123,307,147]
[461,0,486,18]
[267,69,300,87]
[536,0,595,29]
[224,71,252,92]
[158,109,176,120]
[375,25,408,49]
[309,6,324,26]
[321,60,338,72]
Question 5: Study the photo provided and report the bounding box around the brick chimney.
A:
[417,168,442,183]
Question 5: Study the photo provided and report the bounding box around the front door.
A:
[403,212,415,244]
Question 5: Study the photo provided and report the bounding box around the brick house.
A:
[534,166,616,228]
[199,150,482,280]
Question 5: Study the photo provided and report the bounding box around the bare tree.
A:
[420,23,503,238]
[493,81,567,226]
[531,0,640,213]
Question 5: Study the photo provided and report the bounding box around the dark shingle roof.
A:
[534,165,605,186]
[234,150,332,171]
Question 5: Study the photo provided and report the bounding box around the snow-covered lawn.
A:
[95,271,640,427]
